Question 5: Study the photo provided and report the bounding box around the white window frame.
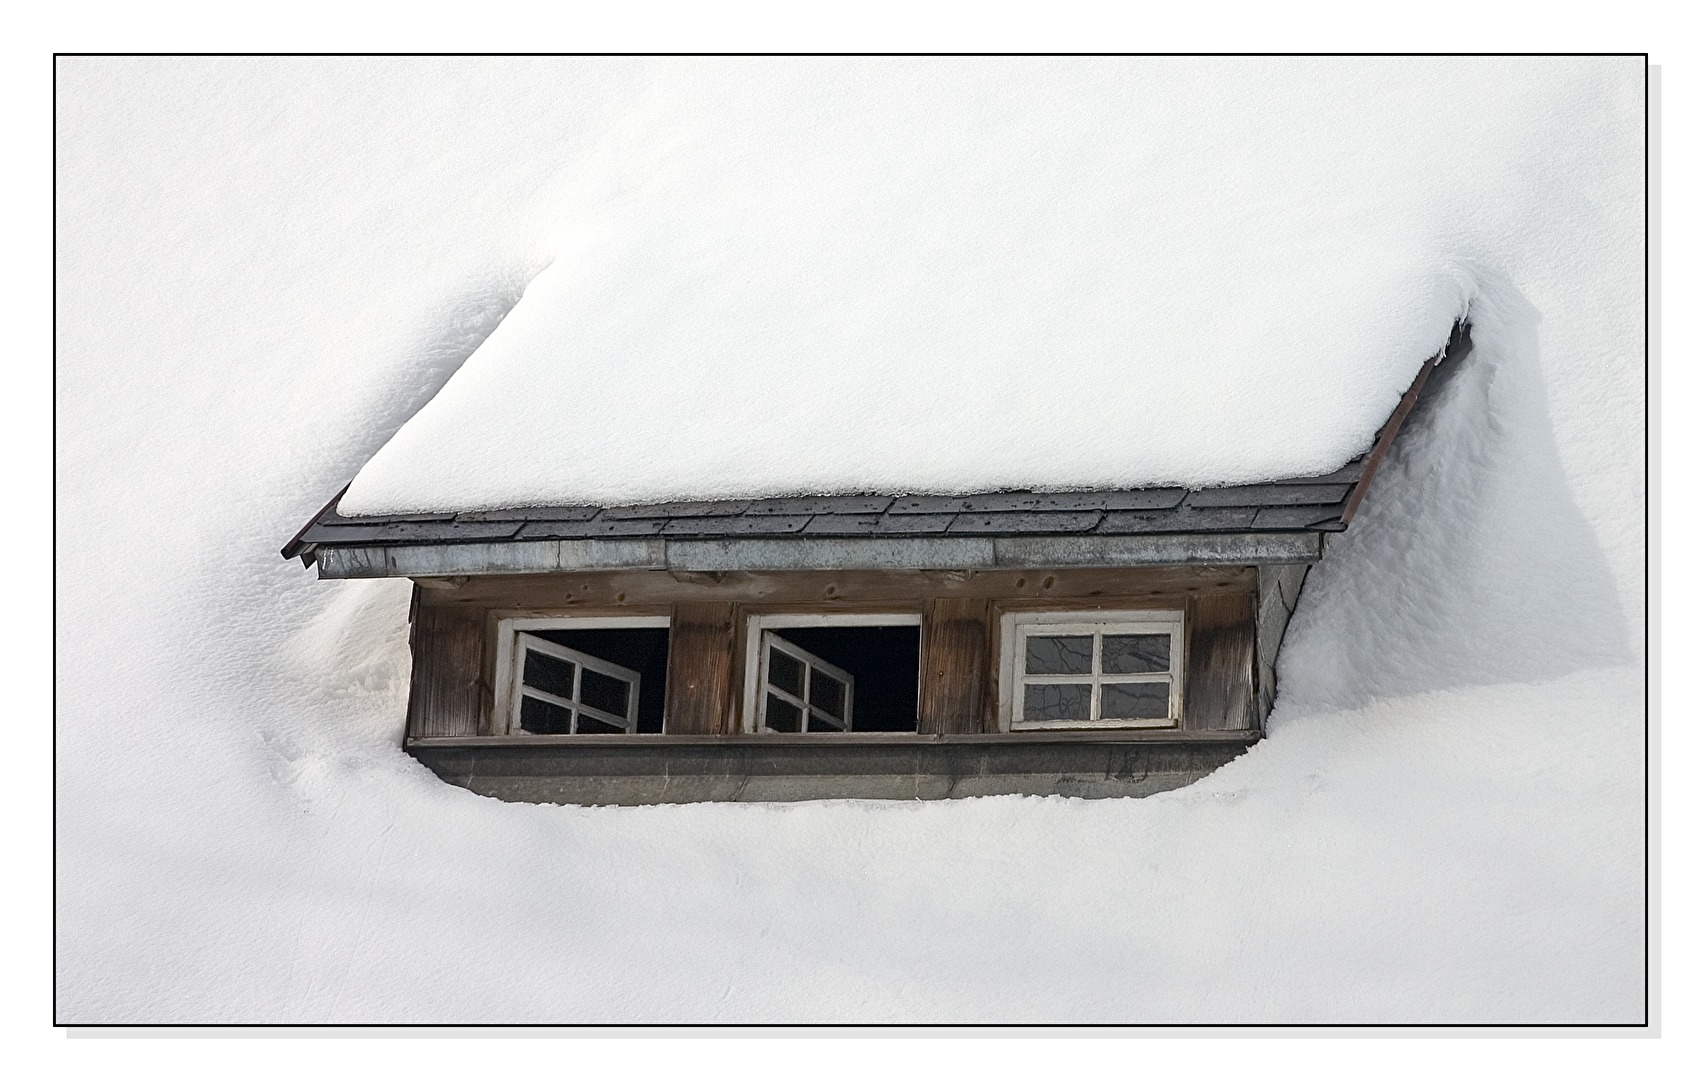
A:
[493,615,670,736]
[997,609,1185,731]
[758,632,856,733]
[740,613,922,734]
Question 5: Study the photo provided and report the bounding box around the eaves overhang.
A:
[284,323,1468,577]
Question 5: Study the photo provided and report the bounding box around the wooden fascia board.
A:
[279,482,349,562]
[1339,320,1469,524]
[315,532,1323,579]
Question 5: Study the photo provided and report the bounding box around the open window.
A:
[494,616,670,735]
[998,610,1184,730]
[743,614,922,733]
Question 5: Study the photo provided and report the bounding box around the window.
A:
[742,613,922,733]
[494,616,670,735]
[998,610,1184,730]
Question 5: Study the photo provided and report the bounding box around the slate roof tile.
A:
[662,515,813,536]
[287,467,1371,556]
[800,514,886,536]
[1097,506,1261,533]
[947,511,1104,534]
[516,518,667,539]
[601,500,751,519]
[1101,489,1187,510]
[1185,483,1353,508]
[453,505,601,522]
[888,496,973,514]
[1252,506,1348,530]
[299,520,522,545]
[746,496,894,515]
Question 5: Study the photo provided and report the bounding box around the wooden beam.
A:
[918,597,991,734]
[405,599,488,738]
[1182,591,1256,732]
[1339,320,1471,524]
[414,565,1256,610]
[664,602,737,734]
[1254,563,1310,726]
[315,533,1322,578]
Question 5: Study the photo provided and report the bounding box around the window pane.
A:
[1101,681,1171,719]
[1025,635,1093,675]
[1023,683,1092,721]
[806,712,837,732]
[519,694,573,734]
[809,670,847,720]
[579,667,631,717]
[575,715,624,735]
[766,694,802,732]
[768,648,804,697]
[522,649,576,699]
[1102,634,1170,674]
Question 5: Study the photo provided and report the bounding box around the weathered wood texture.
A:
[1254,563,1311,726]
[408,735,1258,804]
[414,565,1256,611]
[1340,322,1466,524]
[407,568,1264,742]
[1182,591,1257,732]
[918,597,992,734]
[663,602,737,735]
[405,598,488,738]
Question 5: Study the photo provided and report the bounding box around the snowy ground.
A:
[54,57,1644,1023]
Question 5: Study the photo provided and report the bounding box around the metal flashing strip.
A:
[667,537,998,571]
[315,532,1323,579]
[405,735,1258,804]
[993,532,1321,567]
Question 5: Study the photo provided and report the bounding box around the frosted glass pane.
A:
[1023,683,1091,721]
[1102,634,1170,674]
[1026,635,1092,675]
[1101,681,1170,719]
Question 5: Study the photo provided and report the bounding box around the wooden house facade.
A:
[282,325,1461,805]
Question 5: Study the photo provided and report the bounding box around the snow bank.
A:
[341,57,1606,514]
[55,57,1643,1022]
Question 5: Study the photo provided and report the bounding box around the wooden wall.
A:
[406,566,1269,739]
[918,596,991,734]
[1181,591,1256,731]
[405,601,488,738]
[663,602,736,735]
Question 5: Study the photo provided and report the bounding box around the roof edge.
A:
[314,532,1323,579]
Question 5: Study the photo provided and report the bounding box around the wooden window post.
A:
[918,597,991,734]
[664,602,737,734]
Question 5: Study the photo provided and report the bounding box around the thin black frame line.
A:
[49,50,1655,1033]
[51,51,1652,59]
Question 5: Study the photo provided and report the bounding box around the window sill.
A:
[405,729,1260,804]
[406,729,1257,748]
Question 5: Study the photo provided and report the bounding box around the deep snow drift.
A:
[340,58,1568,513]
[55,57,1644,1022]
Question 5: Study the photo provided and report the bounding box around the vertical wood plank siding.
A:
[665,602,738,734]
[918,597,991,734]
[405,569,1274,742]
[406,601,488,738]
[1254,563,1310,726]
[1182,591,1256,731]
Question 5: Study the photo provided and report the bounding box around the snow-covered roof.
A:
[339,58,1598,516]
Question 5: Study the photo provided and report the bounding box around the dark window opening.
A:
[765,625,920,732]
[529,627,670,734]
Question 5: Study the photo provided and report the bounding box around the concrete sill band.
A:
[407,732,1259,805]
